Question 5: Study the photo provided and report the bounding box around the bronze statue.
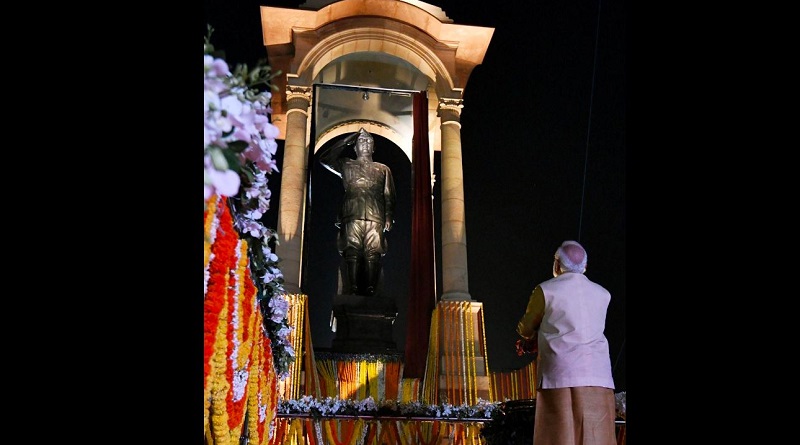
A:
[319,128,396,296]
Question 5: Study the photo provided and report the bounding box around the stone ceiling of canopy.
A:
[260,0,494,154]
[299,0,453,23]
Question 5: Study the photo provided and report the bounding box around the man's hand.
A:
[515,337,538,357]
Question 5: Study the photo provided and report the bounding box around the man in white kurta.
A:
[516,240,617,445]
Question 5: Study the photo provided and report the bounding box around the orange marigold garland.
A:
[204,196,238,435]
[204,286,224,435]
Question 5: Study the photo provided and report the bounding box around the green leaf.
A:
[240,165,255,184]
[227,140,249,154]
[221,148,242,173]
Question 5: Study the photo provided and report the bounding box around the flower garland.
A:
[204,197,238,434]
[245,317,277,445]
[245,320,264,444]
[264,333,279,443]
[224,239,255,436]
[204,286,224,434]
[204,33,295,380]
[232,245,257,373]
[204,194,220,296]
[210,293,232,445]
[204,36,289,435]
[314,351,403,363]
[276,396,501,421]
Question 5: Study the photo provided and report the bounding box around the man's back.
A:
[537,272,614,389]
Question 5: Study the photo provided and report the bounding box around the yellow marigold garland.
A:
[225,239,254,437]
[237,248,257,372]
[265,339,279,443]
[211,293,232,445]
[244,312,278,445]
[246,329,264,445]
[207,297,230,440]
[263,336,279,444]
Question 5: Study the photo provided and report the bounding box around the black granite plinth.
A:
[330,293,398,353]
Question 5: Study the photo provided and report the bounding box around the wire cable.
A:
[578,0,603,242]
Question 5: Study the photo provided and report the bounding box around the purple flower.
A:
[204,155,240,197]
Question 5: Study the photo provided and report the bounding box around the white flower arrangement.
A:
[277,396,501,420]
[203,51,279,201]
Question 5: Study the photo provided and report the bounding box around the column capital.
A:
[286,85,312,104]
[437,97,464,122]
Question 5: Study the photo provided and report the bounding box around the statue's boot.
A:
[345,259,360,295]
[365,259,381,296]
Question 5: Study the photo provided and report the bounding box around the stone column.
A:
[438,98,471,301]
[276,85,312,294]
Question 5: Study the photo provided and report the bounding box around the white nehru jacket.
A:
[537,272,615,390]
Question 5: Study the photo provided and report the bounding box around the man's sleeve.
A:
[516,286,545,339]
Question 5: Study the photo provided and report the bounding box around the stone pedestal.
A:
[330,294,398,353]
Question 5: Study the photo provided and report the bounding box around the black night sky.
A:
[204,0,627,390]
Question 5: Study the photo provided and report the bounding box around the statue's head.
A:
[355,128,374,155]
[357,127,373,144]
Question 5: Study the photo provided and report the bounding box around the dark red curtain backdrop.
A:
[403,91,436,378]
